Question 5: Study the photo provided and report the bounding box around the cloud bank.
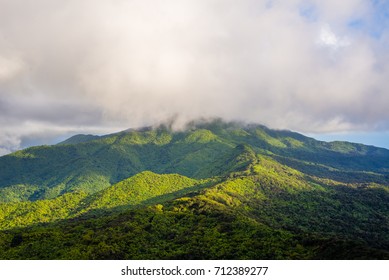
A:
[0,0,388,154]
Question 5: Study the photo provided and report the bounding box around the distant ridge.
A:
[59,134,101,145]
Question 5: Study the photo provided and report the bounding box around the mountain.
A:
[0,171,212,231]
[58,134,101,145]
[0,119,388,259]
[1,119,388,203]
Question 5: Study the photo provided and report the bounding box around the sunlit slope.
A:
[0,153,388,259]
[0,172,208,230]
[1,120,389,203]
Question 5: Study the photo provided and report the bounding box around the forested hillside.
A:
[0,120,388,259]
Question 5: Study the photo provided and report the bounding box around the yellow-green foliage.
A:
[9,151,36,159]
[253,156,314,192]
[1,120,388,204]
[230,128,251,137]
[283,137,304,148]
[0,192,87,230]
[1,120,389,260]
[327,141,359,153]
[204,177,265,208]
[0,164,388,259]
[0,185,41,203]
[117,130,172,146]
[254,129,287,148]
[87,171,200,210]
[0,172,208,231]
[182,129,219,143]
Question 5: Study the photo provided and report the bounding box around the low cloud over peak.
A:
[0,0,388,154]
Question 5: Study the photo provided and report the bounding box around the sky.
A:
[0,0,389,155]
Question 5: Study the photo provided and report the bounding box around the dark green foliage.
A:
[1,119,389,203]
[0,172,211,231]
[0,191,88,230]
[58,134,101,145]
[0,119,388,259]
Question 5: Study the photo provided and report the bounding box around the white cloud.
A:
[0,0,388,154]
[0,55,24,81]
[317,24,350,50]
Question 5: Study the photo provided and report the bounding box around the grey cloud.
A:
[0,0,388,154]
[0,95,102,126]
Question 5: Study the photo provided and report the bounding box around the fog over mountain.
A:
[1,0,389,155]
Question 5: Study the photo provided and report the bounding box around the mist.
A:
[1,0,389,154]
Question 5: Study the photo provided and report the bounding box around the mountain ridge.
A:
[0,119,388,259]
[0,151,388,259]
[1,120,388,203]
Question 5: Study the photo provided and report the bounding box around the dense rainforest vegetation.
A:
[0,120,388,259]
